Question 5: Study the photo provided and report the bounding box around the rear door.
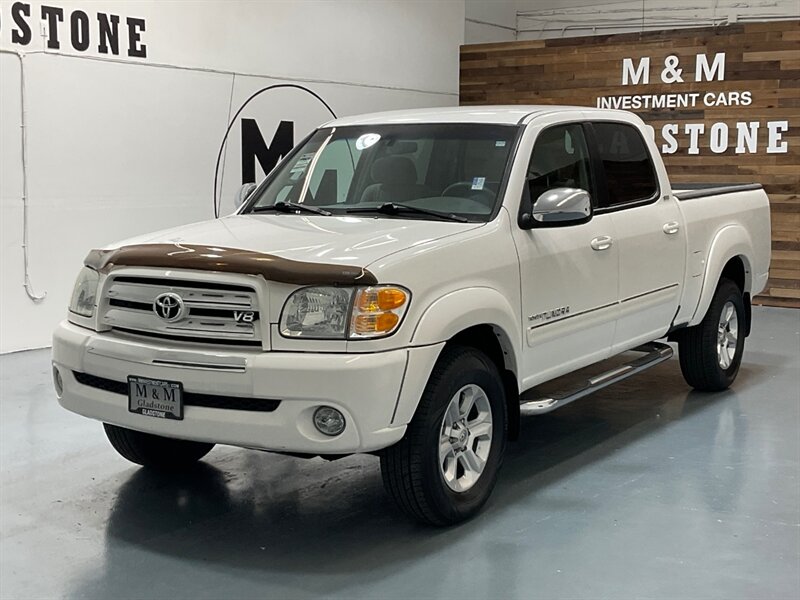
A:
[587,121,686,352]
[512,119,619,389]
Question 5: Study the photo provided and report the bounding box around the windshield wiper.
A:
[346,202,468,223]
[251,201,332,216]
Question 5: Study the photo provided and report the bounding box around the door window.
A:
[592,122,658,208]
[527,123,593,203]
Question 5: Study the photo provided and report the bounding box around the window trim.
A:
[472,124,526,222]
[584,120,661,214]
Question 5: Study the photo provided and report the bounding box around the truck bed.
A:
[672,182,771,326]
[673,183,764,201]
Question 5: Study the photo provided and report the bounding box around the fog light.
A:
[313,406,346,436]
[52,366,63,397]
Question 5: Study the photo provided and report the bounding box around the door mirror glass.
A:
[234,182,257,209]
[532,187,592,225]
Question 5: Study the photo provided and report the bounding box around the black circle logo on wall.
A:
[213,84,336,217]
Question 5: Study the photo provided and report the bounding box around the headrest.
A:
[370,156,417,185]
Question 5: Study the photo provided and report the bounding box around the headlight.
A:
[69,267,100,317]
[280,285,409,340]
[280,287,354,338]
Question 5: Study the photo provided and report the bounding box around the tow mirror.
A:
[234,182,257,210]
[519,187,592,229]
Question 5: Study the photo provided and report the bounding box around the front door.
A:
[512,121,619,391]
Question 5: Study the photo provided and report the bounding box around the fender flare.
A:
[410,287,522,372]
[688,225,754,327]
[391,288,522,427]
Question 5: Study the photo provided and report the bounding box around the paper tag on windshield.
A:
[495,141,506,147]
[291,153,314,172]
[471,177,486,190]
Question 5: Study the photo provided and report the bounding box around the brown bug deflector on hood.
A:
[84,244,378,286]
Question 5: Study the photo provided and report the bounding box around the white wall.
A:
[0,0,465,353]
[465,0,799,43]
[516,0,800,40]
[465,0,517,43]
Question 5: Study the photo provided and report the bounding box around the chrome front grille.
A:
[100,275,262,346]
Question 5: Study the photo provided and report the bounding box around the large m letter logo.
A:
[621,57,650,85]
[240,119,294,184]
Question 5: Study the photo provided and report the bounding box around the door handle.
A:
[590,236,613,251]
[663,221,680,235]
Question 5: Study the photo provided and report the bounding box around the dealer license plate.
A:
[128,376,184,420]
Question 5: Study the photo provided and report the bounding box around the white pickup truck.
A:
[53,106,771,525]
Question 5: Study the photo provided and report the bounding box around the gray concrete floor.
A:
[1,306,799,600]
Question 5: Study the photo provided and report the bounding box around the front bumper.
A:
[52,321,443,454]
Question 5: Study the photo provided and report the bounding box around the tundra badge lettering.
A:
[528,306,570,323]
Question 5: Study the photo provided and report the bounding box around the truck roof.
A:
[325,105,594,127]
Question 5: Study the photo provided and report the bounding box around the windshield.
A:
[243,123,519,221]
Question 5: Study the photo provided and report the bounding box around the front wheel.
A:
[380,346,507,525]
[104,423,215,469]
[677,278,746,391]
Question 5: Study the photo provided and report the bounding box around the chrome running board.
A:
[519,342,674,416]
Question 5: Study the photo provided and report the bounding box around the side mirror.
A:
[520,187,592,229]
[234,182,257,210]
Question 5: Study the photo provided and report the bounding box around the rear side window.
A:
[593,122,658,208]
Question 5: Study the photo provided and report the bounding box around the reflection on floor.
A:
[1,307,798,599]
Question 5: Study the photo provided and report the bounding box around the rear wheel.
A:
[677,278,746,391]
[380,346,507,525]
[104,423,214,469]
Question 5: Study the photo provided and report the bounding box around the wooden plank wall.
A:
[460,21,800,308]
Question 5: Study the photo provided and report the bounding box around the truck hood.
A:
[104,214,483,269]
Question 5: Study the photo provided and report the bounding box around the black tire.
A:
[380,345,507,526]
[677,278,746,392]
[103,423,214,469]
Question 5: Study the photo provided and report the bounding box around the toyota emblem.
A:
[153,292,186,322]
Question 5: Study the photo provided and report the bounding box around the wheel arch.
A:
[409,287,522,376]
[393,288,522,438]
[688,225,754,328]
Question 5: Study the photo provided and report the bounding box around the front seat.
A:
[360,156,429,204]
